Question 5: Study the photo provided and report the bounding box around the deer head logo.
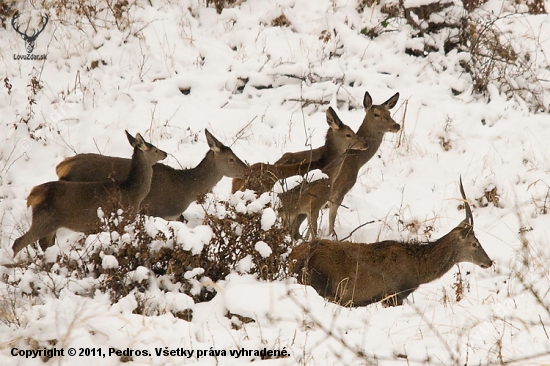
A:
[12,12,49,54]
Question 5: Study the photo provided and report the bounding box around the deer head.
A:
[12,12,49,54]
[454,177,493,268]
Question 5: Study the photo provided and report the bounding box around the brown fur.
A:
[278,108,368,239]
[13,131,167,256]
[56,130,248,221]
[290,180,493,307]
[232,107,368,195]
[26,185,49,208]
[275,91,401,236]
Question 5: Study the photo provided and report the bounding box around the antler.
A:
[11,12,48,40]
[11,12,26,37]
[459,176,473,226]
[30,14,49,40]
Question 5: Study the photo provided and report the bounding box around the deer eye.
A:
[374,113,380,117]
[472,242,479,248]
[346,133,352,138]
[229,157,236,163]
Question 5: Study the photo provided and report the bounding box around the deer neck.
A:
[355,123,387,167]
[185,150,223,194]
[318,130,347,170]
[121,147,153,204]
[413,233,460,284]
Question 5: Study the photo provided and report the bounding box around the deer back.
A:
[13,132,167,256]
[57,130,248,220]
[291,179,493,307]
[233,107,368,194]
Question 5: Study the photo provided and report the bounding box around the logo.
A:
[12,12,48,60]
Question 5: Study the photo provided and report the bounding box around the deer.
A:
[275,92,401,237]
[232,107,369,195]
[12,131,167,256]
[277,108,368,239]
[290,179,493,307]
[56,130,248,221]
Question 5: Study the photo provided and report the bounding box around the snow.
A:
[101,255,119,270]
[254,241,272,257]
[260,208,277,230]
[1,0,550,364]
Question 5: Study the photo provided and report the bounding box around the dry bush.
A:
[463,0,489,12]
[52,0,137,32]
[526,0,547,14]
[477,185,500,207]
[271,14,290,27]
[0,0,17,29]
[206,0,241,14]
[44,196,295,314]
[363,0,548,111]
[357,0,378,13]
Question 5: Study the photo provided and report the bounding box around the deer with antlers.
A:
[290,178,493,307]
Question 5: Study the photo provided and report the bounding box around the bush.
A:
[362,0,548,111]
[5,193,296,320]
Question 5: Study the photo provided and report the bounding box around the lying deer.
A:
[278,108,368,239]
[56,130,248,221]
[290,179,493,307]
[13,131,167,256]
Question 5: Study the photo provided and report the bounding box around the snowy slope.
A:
[2,0,550,364]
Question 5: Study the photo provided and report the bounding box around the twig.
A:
[231,116,257,146]
[340,220,375,241]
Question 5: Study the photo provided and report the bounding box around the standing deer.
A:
[12,131,167,256]
[290,179,493,307]
[324,92,400,236]
[278,108,368,239]
[232,107,369,194]
[276,92,401,237]
[56,130,248,221]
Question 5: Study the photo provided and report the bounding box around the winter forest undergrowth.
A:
[2,0,550,365]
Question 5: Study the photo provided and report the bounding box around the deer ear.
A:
[457,218,469,229]
[384,92,400,109]
[363,92,373,109]
[326,107,343,130]
[133,133,148,150]
[459,226,473,239]
[205,129,222,153]
[126,130,136,146]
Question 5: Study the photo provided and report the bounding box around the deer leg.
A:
[328,195,345,236]
[13,210,60,256]
[291,213,307,240]
[12,231,41,256]
[305,207,320,240]
[38,232,57,252]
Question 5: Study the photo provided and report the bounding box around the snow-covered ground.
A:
[2,0,550,364]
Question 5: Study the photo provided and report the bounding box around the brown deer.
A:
[276,92,401,237]
[277,108,368,239]
[12,131,167,256]
[324,92,400,236]
[56,130,248,221]
[232,107,369,194]
[277,166,339,240]
[290,179,493,307]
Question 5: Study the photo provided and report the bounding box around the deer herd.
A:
[11,91,493,307]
